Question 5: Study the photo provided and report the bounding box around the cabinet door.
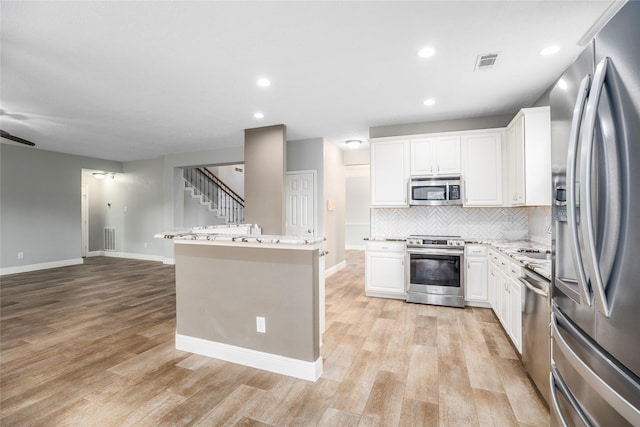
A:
[497,270,509,329]
[488,263,498,310]
[365,251,406,296]
[410,138,435,176]
[462,133,503,206]
[511,116,525,204]
[466,257,488,302]
[434,136,461,175]
[509,278,523,353]
[371,140,409,206]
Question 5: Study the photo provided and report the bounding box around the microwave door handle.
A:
[566,73,592,306]
[580,57,610,318]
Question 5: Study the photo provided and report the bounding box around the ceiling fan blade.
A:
[0,129,36,146]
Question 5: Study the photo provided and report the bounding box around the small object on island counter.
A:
[154,224,262,240]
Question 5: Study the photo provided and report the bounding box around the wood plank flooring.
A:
[1,251,549,426]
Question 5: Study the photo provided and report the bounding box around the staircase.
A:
[183,168,244,224]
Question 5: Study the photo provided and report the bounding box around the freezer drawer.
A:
[551,308,640,426]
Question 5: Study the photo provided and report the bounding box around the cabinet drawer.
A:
[466,245,487,256]
[366,240,406,252]
[509,262,523,279]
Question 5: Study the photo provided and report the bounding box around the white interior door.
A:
[286,172,316,237]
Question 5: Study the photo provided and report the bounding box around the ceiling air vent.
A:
[474,52,500,71]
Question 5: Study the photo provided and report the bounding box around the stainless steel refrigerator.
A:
[550,1,640,425]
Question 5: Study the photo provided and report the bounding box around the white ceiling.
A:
[0,1,618,162]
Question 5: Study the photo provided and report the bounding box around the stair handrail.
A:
[183,167,245,224]
[196,167,244,206]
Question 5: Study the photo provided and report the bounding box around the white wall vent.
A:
[475,52,500,71]
[104,227,116,251]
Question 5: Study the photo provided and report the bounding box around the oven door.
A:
[408,248,464,296]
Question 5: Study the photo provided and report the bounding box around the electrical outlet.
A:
[256,316,266,333]
[143,242,148,248]
[17,252,24,259]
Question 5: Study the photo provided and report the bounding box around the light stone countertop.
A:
[465,239,551,280]
[156,228,325,250]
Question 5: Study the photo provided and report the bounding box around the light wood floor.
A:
[1,251,549,426]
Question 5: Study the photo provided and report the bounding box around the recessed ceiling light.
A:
[418,47,436,58]
[423,98,436,106]
[93,172,105,179]
[540,45,560,56]
[253,112,264,119]
[256,78,271,87]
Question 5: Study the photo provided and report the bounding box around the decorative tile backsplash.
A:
[371,206,528,239]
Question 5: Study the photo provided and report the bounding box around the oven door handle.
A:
[407,248,464,256]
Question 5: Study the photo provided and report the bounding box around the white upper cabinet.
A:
[462,131,503,206]
[370,139,410,207]
[505,107,551,206]
[410,136,461,176]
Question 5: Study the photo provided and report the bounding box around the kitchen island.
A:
[159,229,325,381]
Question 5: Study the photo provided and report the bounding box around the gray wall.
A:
[175,243,319,362]
[1,143,121,269]
[287,138,324,236]
[80,158,166,257]
[244,125,286,235]
[369,114,515,138]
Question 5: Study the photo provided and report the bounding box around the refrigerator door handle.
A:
[566,73,593,306]
[580,57,611,317]
[552,312,640,425]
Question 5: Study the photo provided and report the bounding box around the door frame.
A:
[81,184,89,257]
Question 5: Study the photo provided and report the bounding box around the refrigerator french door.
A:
[550,2,640,426]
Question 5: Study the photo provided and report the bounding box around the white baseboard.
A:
[465,300,492,309]
[175,333,322,382]
[0,258,84,276]
[325,260,346,277]
[163,258,175,265]
[88,251,163,263]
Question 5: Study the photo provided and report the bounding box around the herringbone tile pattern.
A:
[371,206,528,239]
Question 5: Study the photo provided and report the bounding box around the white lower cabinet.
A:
[507,262,523,353]
[465,245,488,305]
[365,241,407,299]
[488,249,523,354]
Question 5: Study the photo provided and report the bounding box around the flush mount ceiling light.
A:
[540,45,560,56]
[253,112,264,119]
[423,98,436,106]
[418,46,436,58]
[345,139,362,149]
[93,172,106,179]
[256,77,271,87]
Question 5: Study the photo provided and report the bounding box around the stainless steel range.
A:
[406,235,465,308]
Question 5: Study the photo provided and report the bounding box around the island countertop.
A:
[155,224,325,250]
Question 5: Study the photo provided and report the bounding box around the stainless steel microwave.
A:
[409,176,464,206]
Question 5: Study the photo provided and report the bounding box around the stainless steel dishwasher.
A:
[519,268,551,405]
